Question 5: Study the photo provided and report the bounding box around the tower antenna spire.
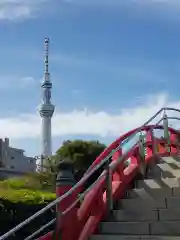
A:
[44,38,50,82]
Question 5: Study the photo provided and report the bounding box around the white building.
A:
[0,138,36,173]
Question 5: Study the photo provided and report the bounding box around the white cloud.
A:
[0,0,48,20]
[20,76,36,87]
[0,75,37,89]
[0,93,180,140]
[2,0,178,21]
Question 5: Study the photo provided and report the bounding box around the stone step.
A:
[110,207,180,222]
[91,236,180,240]
[127,188,173,199]
[161,156,180,167]
[142,237,180,240]
[100,221,180,235]
[128,181,180,198]
[150,221,180,235]
[119,195,180,211]
[172,188,180,196]
[111,208,180,222]
[132,178,180,198]
[137,178,180,190]
[90,236,141,240]
[166,197,180,210]
[118,197,166,211]
[100,222,150,235]
[159,209,180,221]
[147,163,180,178]
[147,156,180,179]
[111,209,158,222]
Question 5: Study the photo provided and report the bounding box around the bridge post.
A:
[138,133,146,176]
[163,113,170,153]
[105,157,113,214]
[56,160,78,240]
[150,129,157,156]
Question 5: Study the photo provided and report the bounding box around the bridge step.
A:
[100,221,180,235]
[118,197,167,210]
[119,196,180,210]
[160,156,180,165]
[150,221,180,235]
[110,208,180,222]
[137,178,180,190]
[128,178,180,198]
[127,187,172,198]
[90,157,180,239]
[91,236,180,240]
[158,209,180,221]
[111,209,158,222]
[147,163,180,179]
[147,156,180,179]
[91,236,140,240]
[99,222,150,235]
[166,197,180,210]
[142,238,180,240]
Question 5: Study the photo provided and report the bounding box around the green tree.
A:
[54,140,106,173]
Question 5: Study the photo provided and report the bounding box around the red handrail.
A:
[88,125,179,171]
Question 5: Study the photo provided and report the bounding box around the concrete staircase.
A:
[90,156,180,240]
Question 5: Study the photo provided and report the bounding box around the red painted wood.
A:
[87,125,180,172]
[38,231,53,240]
[57,186,79,240]
[112,148,123,181]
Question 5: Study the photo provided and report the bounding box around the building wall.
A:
[0,138,36,173]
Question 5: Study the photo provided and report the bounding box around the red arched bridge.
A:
[1,107,180,240]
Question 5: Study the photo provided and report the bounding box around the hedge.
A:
[0,199,56,239]
[0,172,56,192]
[0,173,57,239]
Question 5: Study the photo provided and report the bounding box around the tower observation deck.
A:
[39,38,55,165]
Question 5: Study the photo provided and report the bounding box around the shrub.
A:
[0,199,56,238]
[0,172,56,193]
[0,188,56,204]
[0,173,56,239]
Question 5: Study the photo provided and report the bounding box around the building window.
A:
[11,156,14,160]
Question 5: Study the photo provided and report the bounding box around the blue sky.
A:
[1,0,180,157]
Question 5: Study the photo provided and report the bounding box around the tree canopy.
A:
[54,140,106,172]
